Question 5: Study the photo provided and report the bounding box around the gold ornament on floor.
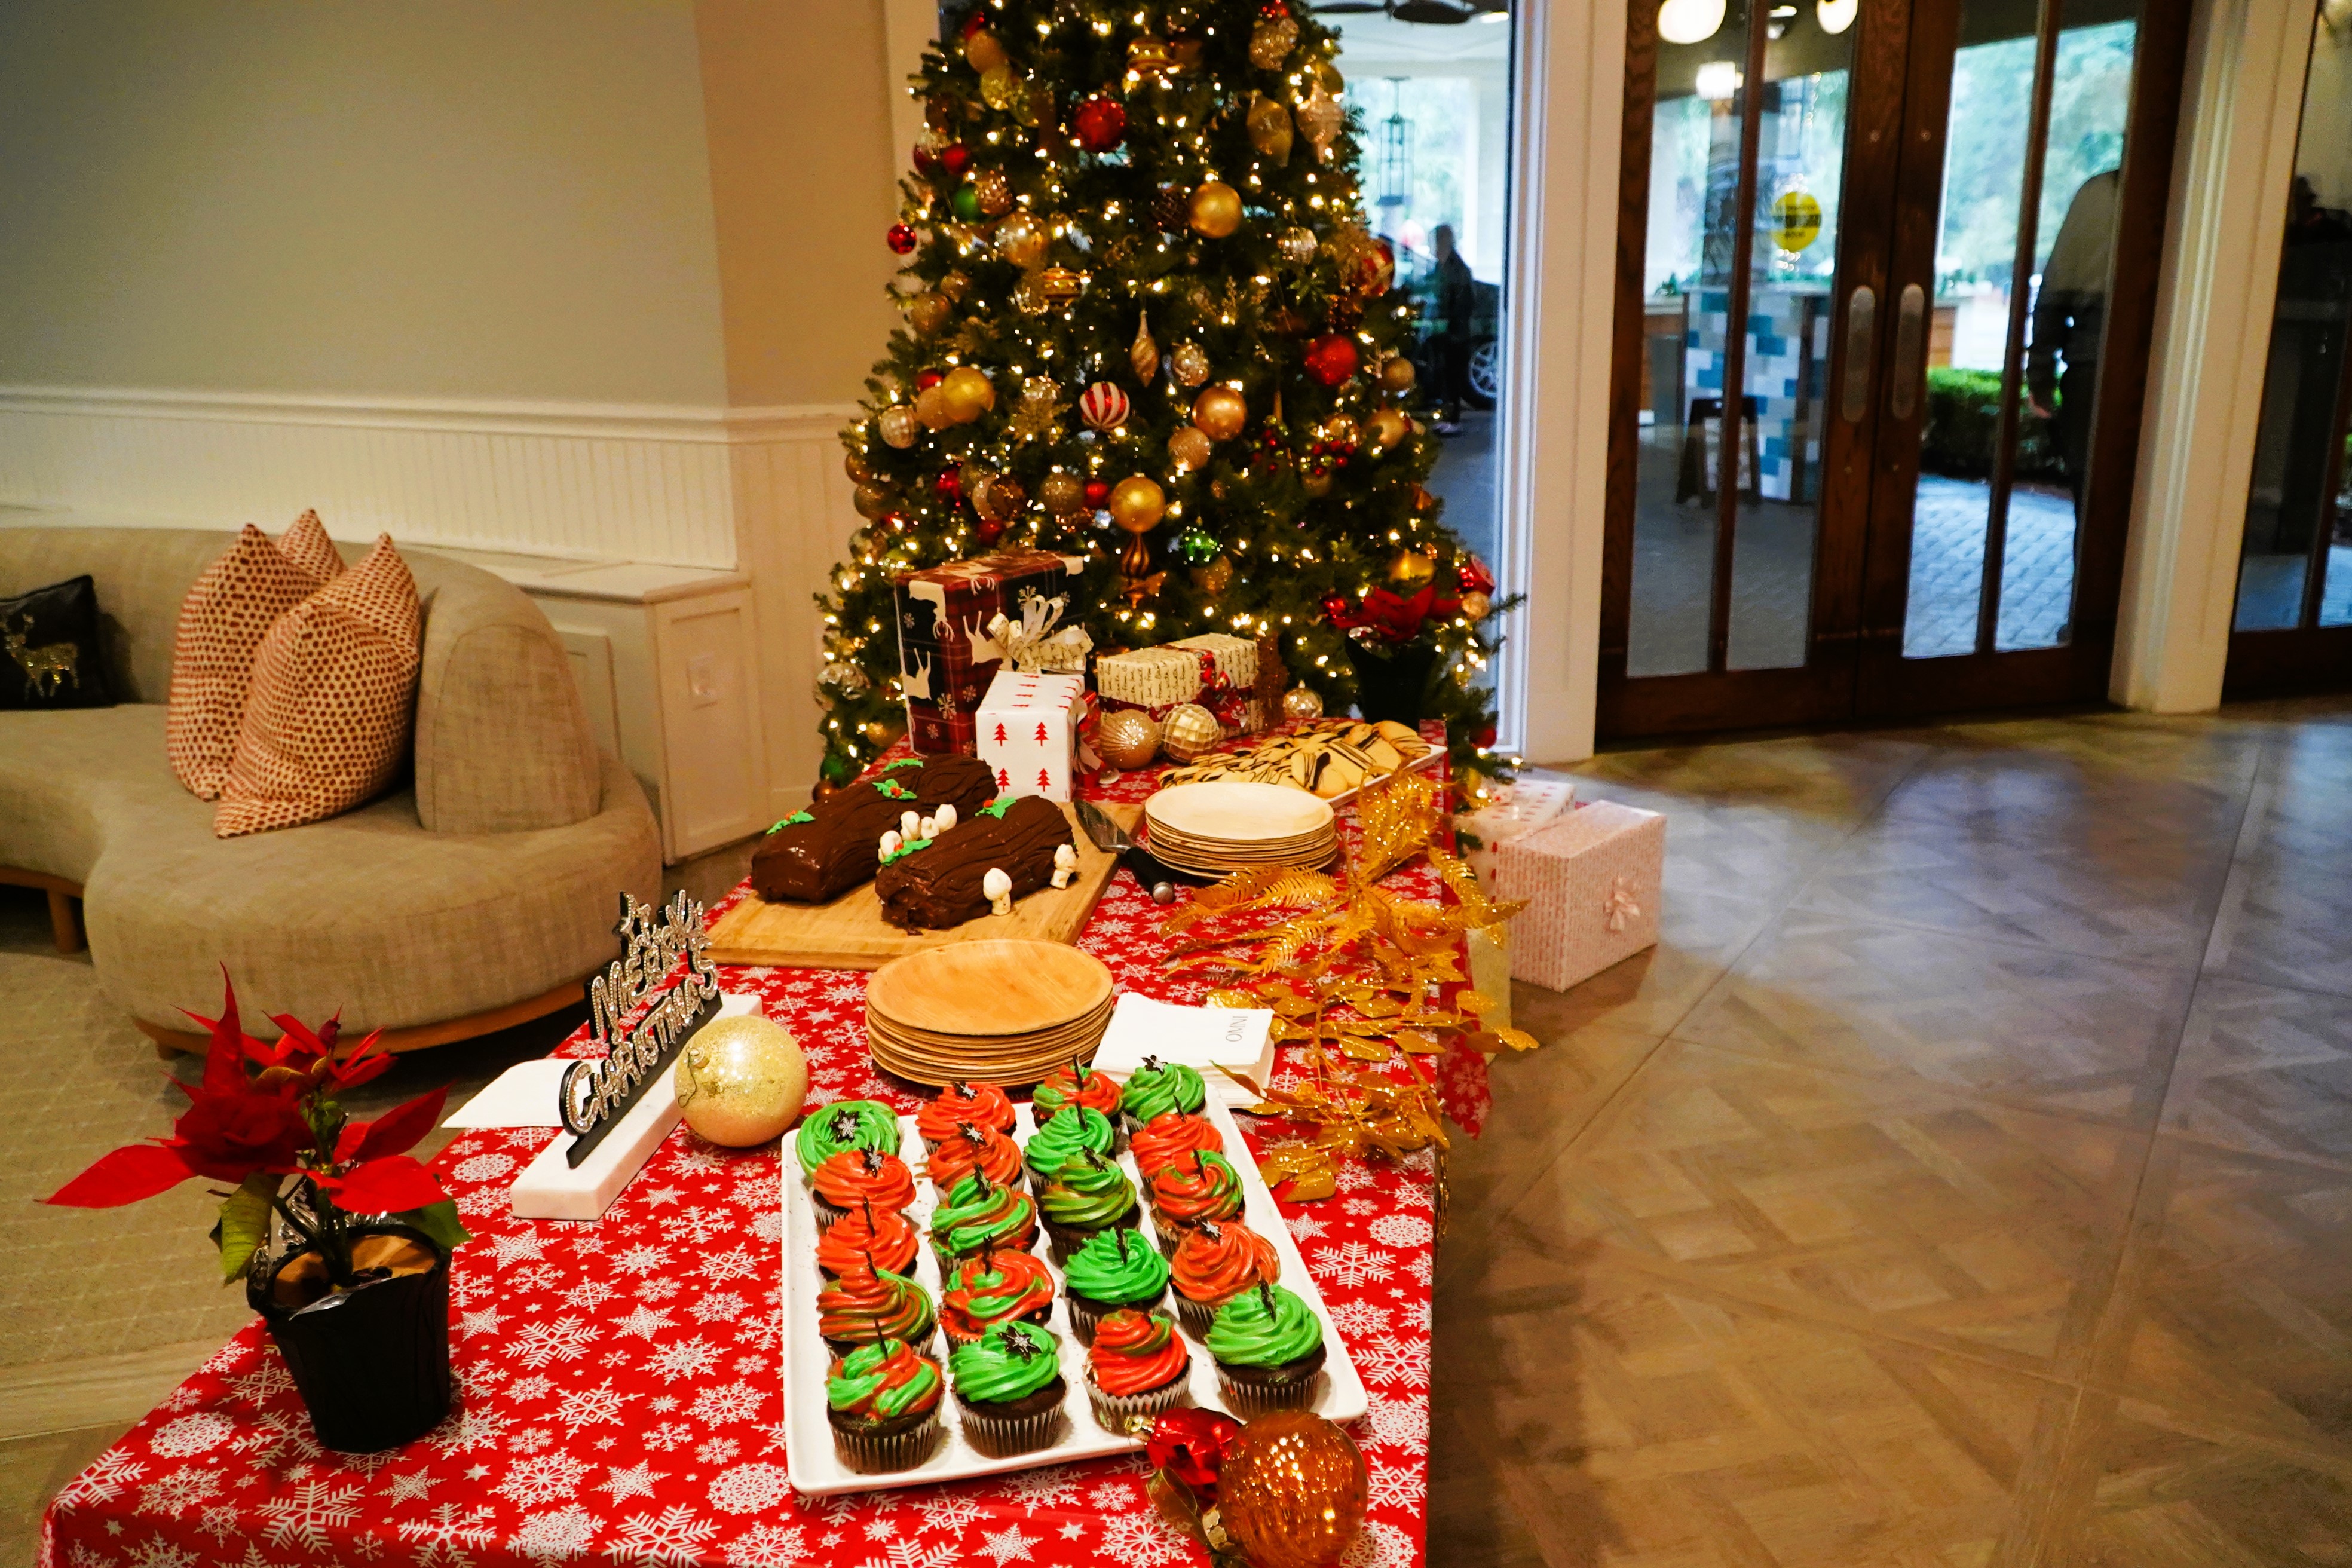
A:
[675,1015,808,1147]
[1281,684,1324,721]
[877,405,920,449]
[1294,76,1342,162]
[1168,425,1213,472]
[1192,384,1247,442]
[1095,708,1162,770]
[1461,590,1492,620]
[1386,546,1437,590]
[1217,1412,1368,1568]
[1171,341,1211,387]
[1131,312,1160,381]
[1187,180,1242,239]
[1160,702,1221,762]
[1246,94,1294,164]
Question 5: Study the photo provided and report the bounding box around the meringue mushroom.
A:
[900,810,921,840]
[933,803,958,832]
[918,814,937,839]
[982,866,1013,915]
[878,829,902,862]
[1050,842,1078,889]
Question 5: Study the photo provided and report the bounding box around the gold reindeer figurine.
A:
[5,610,80,699]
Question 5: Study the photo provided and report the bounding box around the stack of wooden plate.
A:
[1143,780,1339,877]
[864,939,1116,1086]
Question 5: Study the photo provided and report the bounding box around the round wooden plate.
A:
[1145,781,1335,843]
[865,939,1114,1038]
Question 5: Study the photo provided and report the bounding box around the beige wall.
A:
[693,1,902,409]
[0,0,728,406]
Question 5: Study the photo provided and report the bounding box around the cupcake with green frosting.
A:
[826,1337,944,1473]
[1060,1224,1171,1343]
[797,1100,902,1178]
[928,1172,1038,1264]
[1118,1056,1207,1131]
[1205,1284,1327,1416]
[1036,1146,1141,1260]
[1022,1105,1116,1187]
[817,1265,936,1359]
[948,1320,1068,1456]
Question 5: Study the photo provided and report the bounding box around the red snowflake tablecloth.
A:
[42,761,1452,1568]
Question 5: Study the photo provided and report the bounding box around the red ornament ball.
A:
[1319,593,1353,622]
[939,143,971,178]
[935,469,964,500]
[973,517,1005,544]
[1083,479,1112,507]
[1304,334,1359,388]
[915,368,945,390]
[1072,97,1127,152]
[1475,723,1498,748]
[886,223,918,256]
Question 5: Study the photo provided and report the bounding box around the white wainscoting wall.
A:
[0,383,860,833]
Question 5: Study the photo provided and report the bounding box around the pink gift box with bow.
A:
[1490,800,1665,991]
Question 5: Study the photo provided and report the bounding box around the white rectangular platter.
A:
[779,1094,1366,1497]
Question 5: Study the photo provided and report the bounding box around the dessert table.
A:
[41,761,1470,1568]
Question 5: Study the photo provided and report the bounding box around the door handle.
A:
[1889,283,1926,421]
[1840,285,1876,422]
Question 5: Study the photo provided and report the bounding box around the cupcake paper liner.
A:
[956,1398,1065,1459]
[1171,1293,1220,1339]
[1086,1371,1188,1430]
[1215,1366,1322,1419]
[830,1412,943,1474]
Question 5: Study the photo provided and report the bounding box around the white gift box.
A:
[1492,800,1664,992]
[976,668,1086,801]
[1457,776,1575,881]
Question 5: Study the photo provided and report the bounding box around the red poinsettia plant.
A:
[45,974,466,1287]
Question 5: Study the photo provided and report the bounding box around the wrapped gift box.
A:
[1457,776,1576,882]
[1095,632,1271,734]
[975,669,1086,801]
[893,550,1085,754]
[1491,800,1664,991]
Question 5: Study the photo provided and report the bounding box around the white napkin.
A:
[1091,992,1277,1106]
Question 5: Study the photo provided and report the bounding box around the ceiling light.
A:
[1817,0,1857,32]
[1695,60,1743,99]
[1656,0,1727,44]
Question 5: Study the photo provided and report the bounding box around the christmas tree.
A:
[816,0,1506,789]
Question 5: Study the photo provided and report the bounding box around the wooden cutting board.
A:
[705,800,1141,970]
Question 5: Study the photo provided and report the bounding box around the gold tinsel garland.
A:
[1158,771,1535,1227]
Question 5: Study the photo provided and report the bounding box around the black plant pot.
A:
[1346,641,1437,727]
[247,1223,451,1452]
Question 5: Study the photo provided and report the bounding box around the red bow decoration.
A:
[1146,1407,1244,1501]
[1349,583,1464,643]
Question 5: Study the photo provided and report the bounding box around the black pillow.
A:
[1,575,115,709]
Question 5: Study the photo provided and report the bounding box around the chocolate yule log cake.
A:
[874,794,1080,931]
[751,755,997,903]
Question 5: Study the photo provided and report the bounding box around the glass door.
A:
[1600,0,2191,737]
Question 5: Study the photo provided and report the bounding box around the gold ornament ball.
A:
[1461,590,1493,620]
[1278,226,1318,265]
[994,214,1047,268]
[914,383,955,431]
[976,473,1025,523]
[877,405,921,449]
[979,63,1019,111]
[941,366,996,423]
[675,1015,809,1148]
[1171,341,1211,387]
[1380,354,1417,393]
[852,482,892,520]
[1367,406,1410,451]
[1168,425,1214,472]
[1217,1412,1370,1568]
[908,292,951,335]
[1192,384,1248,442]
[973,169,1014,217]
[1388,547,1437,590]
[862,719,896,746]
[938,270,973,303]
[1160,703,1221,761]
[963,29,1007,71]
[1247,96,1295,164]
[1107,475,1166,534]
[1281,684,1325,722]
[1095,708,1161,770]
[1191,554,1234,594]
[1039,471,1085,514]
[1188,180,1243,239]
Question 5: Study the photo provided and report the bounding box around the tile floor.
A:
[1432,696,2352,1566]
[4,700,2347,1566]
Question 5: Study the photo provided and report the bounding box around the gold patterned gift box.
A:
[1490,800,1664,991]
[1093,632,1275,732]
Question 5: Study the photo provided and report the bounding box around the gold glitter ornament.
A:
[675,1015,808,1148]
[1037,264,1086,304]
[1039,471,1085,514]
[1248,14,1300,69]
[1187,180,1242,239]
[1191,553,1233,594]
[1160,702,1221,761]
[1461,590,1492,620]
[973,169,1013,216]
[994,213,1046,268]
[1294,77,1342,163]
[963,29,1007,72]
[908,292,951,334]
[877,405,921,449]
[1281,685,1324,721]
[852,482,891,520]
[938,271,973,302]
[914,383,955,431]
[1012,271,1051,314]
[1131,313,1160,382]
[979,63,1019,111]
[1278,226,1318,265]
[1216,1413,1368,1568]
[1380,354,1416,393]
[1247,95,1294,165]
[1171,342,1210,387]
[1095,708,1161,770]
[1009,376,1063,440]
[1168,425,1213,472]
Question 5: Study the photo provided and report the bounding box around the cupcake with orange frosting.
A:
[1169,1219,1280,1336]
[1033,1061,1126,1150]
[826,1337,944,1473]
[1147,1149,1245,1254]
[816,1202,920,1282]
[1084,1309,1193,1427]
[810,1147,917,1228]
[1130,1111,1224,1180]
[916,1080,1017,1152]
[817,1264,936,1358]
[939,1247,1057,1345]
[924,1121,1026,1196]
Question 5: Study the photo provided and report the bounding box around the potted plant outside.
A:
[46,975,467,1451]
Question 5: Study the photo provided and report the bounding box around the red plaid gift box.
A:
[892,550,1085,754]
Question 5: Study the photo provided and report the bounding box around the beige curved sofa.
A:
[0,525,661,1051]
